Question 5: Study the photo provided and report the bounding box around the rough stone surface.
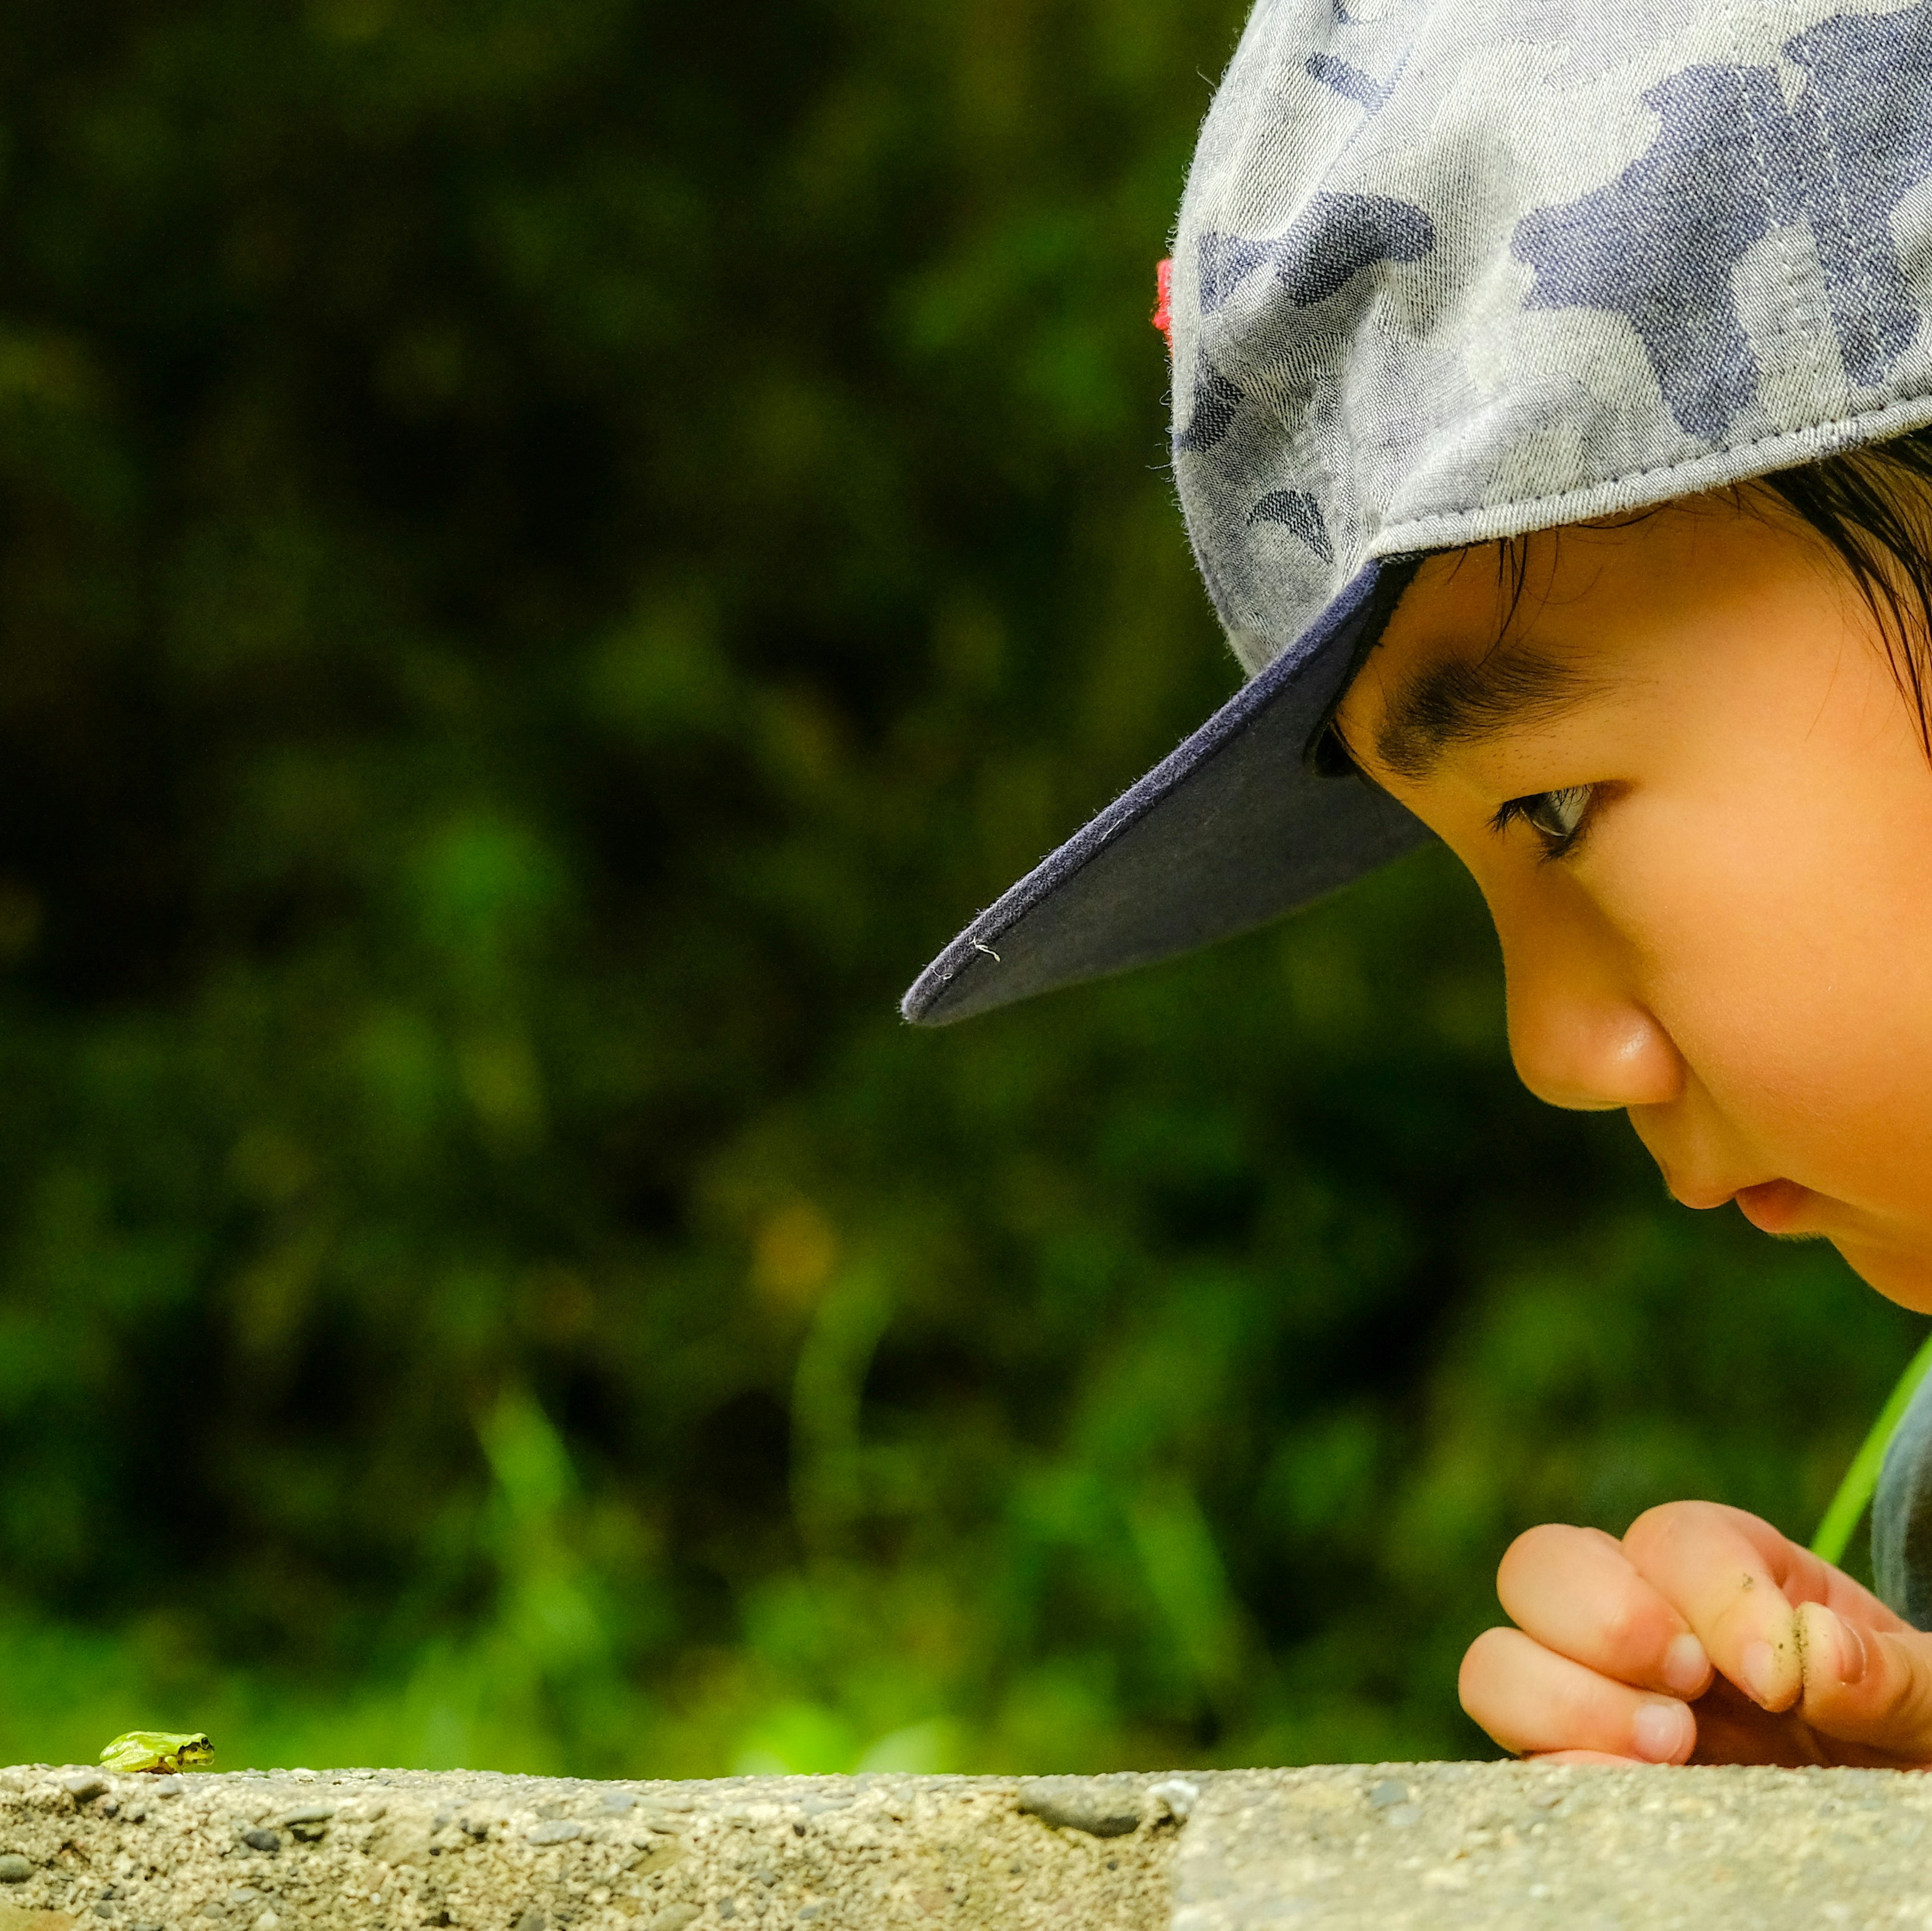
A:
[9,1758,1932,1928]
[1175,1761,1932,1929]
[0,1765,1180,1930]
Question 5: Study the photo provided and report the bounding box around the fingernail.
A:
[1839,1616,1870,1685]
[1810,1604,1869,1687]
[1662,1632,1710,1696]
[1631,1700,1694,1764]
[1741,1639,1779,1706]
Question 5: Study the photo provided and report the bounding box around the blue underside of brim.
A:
[900,561,1434,1026]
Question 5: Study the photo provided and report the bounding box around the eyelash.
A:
[1491,785,1596,861]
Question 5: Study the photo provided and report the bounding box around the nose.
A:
[1500,911,1684,1113]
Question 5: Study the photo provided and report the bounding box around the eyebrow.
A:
[1371,642,1614,782]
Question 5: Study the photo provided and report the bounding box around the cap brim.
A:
[901,560,1431,1026]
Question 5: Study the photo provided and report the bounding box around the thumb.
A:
[1796,1601,1932,1762]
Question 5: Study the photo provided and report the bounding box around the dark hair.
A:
[1313,425,1932,775]
[1755,426,1932,754]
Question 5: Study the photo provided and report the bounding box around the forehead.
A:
[1335,501,1749,782]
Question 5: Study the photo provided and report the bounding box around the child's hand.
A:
[1460,1502,1932,1768]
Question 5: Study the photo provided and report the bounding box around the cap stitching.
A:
[1799,30,1879,392]
[1722,0,1815,405]
[1374,383,1932,548]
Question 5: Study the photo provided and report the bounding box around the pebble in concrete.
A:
[1015,1778,1145,1839]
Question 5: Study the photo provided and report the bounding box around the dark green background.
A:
[0,0,1913,1776]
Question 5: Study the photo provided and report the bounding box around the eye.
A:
[1495,784,1595,856]
[1523,786,1592,842]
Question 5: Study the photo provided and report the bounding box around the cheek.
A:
[1606,762,1932,1207]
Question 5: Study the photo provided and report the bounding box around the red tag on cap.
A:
[1152,257,1174,355]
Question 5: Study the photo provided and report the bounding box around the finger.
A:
[1622,1502,1823,1711]
[1498,1523,1712,1697]
[1460,1625,1697,1762]
[1796,1601,1932,1763]
[1809,1563,1914,1635]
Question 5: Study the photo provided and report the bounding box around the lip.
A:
[1659,1164,1759,1211]
[1732,1178,1812,1234]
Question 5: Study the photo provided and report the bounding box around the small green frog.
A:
[97,1731,215,1775]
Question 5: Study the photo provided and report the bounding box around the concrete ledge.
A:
[1174,1760,1932,1930]
[0,1765,1185,1931]
[2,1759,1929,1930]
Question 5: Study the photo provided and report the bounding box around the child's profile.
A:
[903,0,1932,1767]
[1338,464,1932,1768]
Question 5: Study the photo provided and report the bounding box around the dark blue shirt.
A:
[1873,1366,1932,1627]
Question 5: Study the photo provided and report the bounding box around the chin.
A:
[1834,1239,1932,1314]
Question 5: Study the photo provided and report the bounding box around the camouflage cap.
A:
[903,0,1932,1026]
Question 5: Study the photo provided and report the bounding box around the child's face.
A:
[1334,492,1932,1309]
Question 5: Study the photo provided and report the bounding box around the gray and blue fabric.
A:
[904,0,1932,1025]
[1874,1363,1932,1628]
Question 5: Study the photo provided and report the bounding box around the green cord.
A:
[1811,1329,1932,1567]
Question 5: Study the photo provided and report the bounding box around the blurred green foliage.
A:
[0,0,1916,1779]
